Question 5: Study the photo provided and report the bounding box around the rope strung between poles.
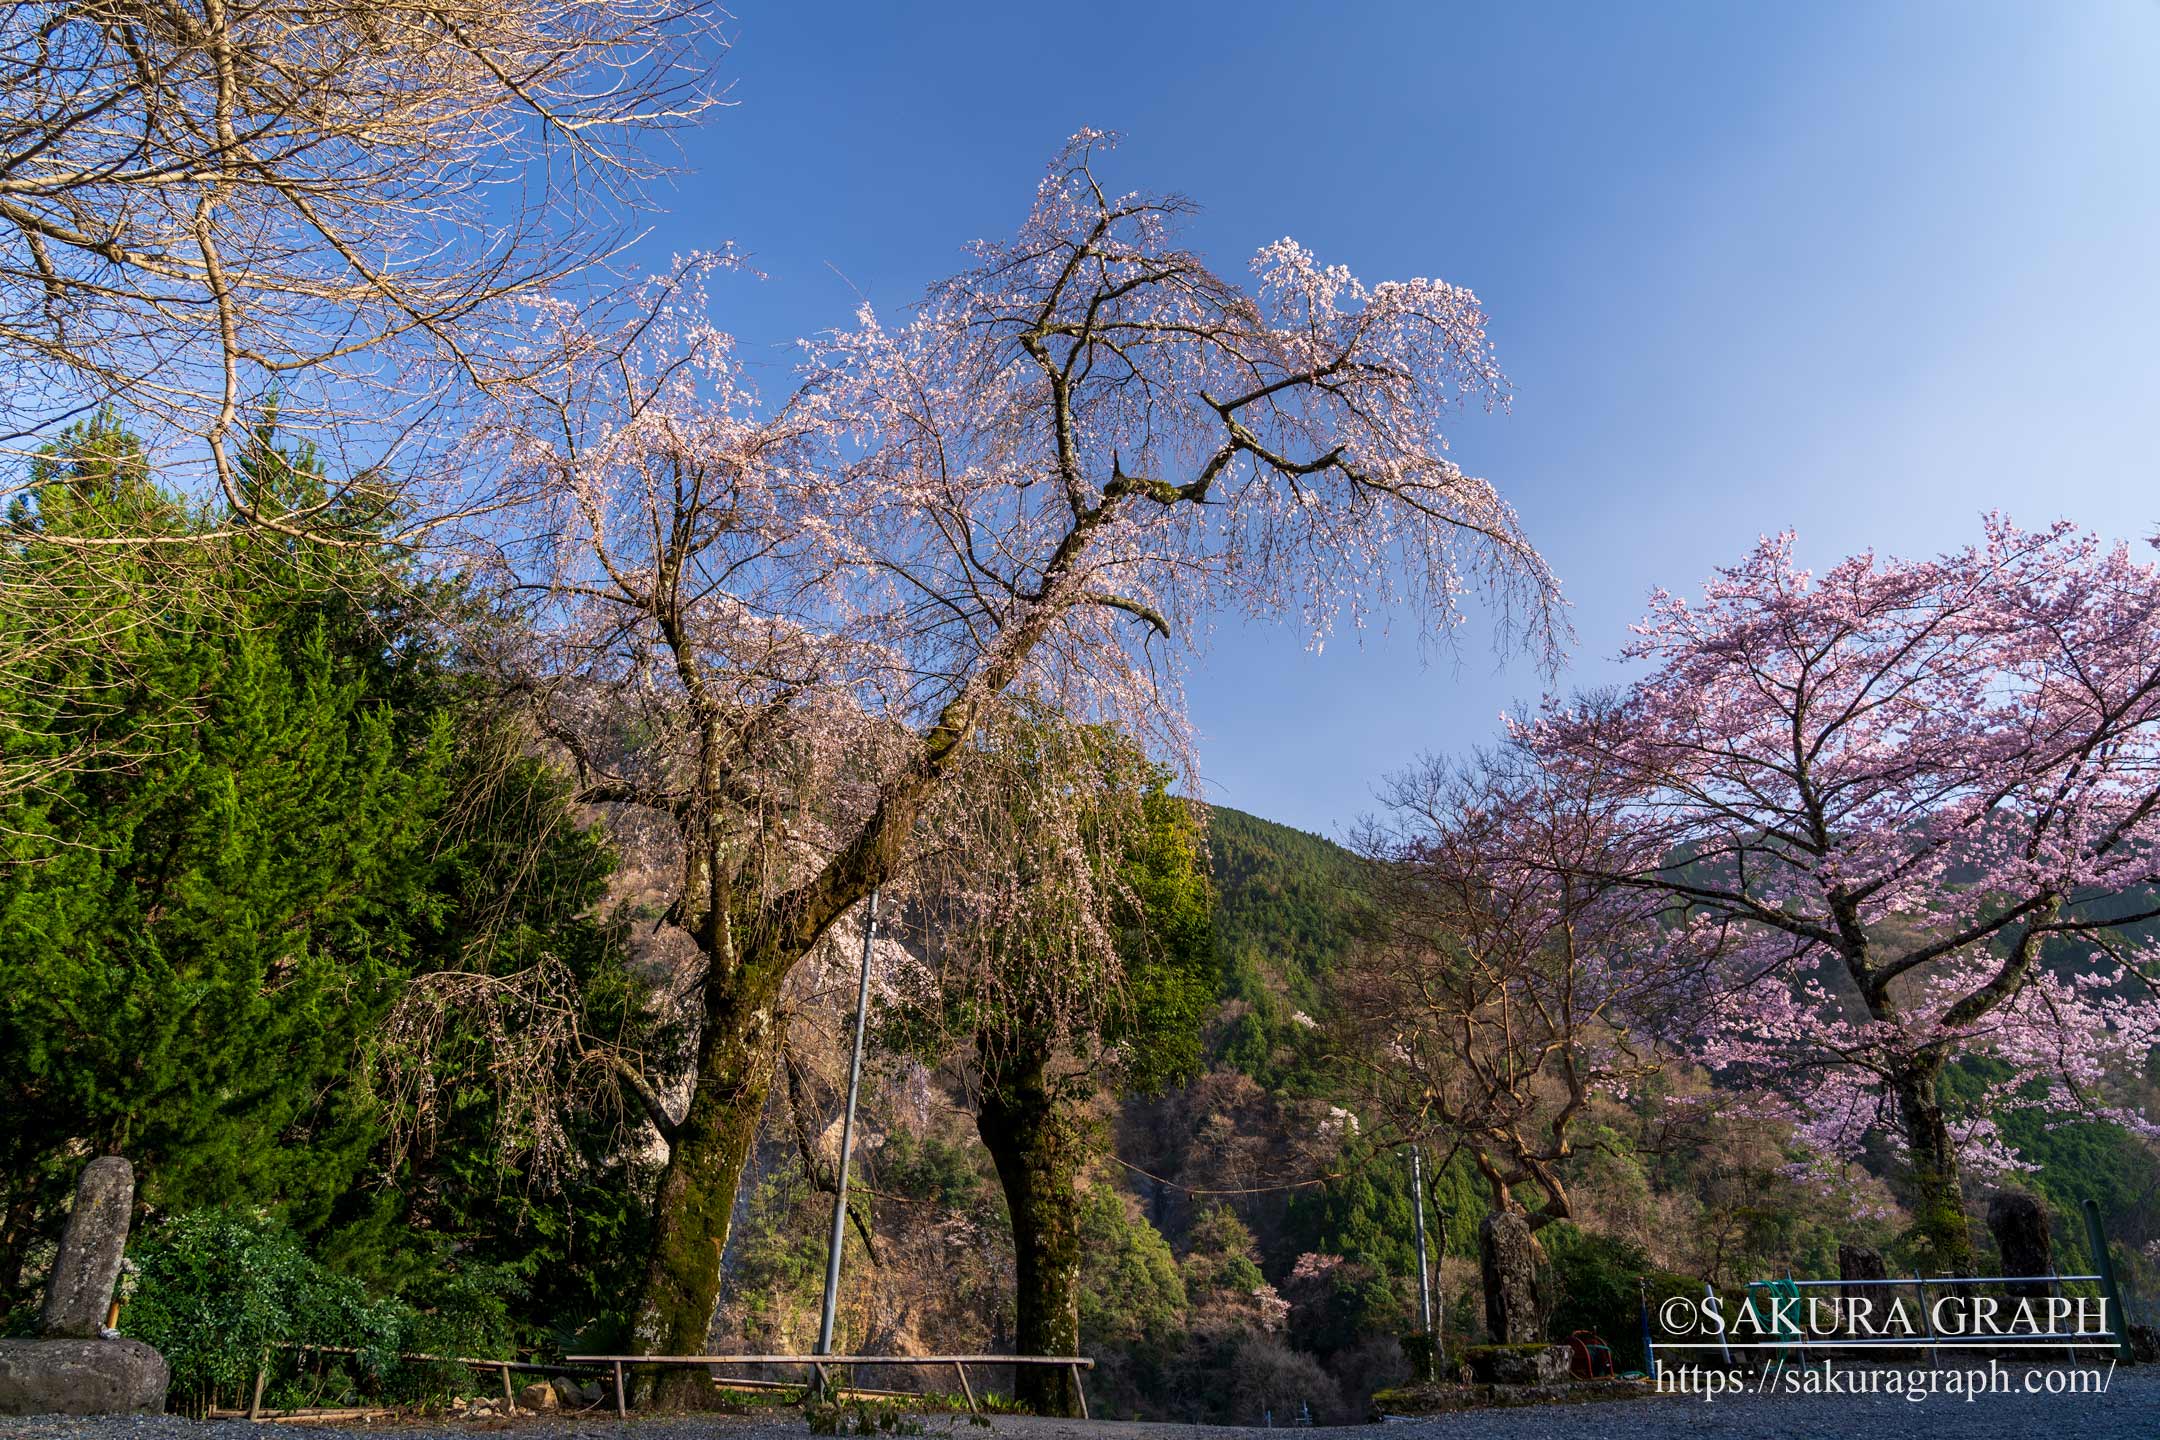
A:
[1105,1153,1336,1196]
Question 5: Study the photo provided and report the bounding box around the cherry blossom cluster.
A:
[1519,518,2160,1188]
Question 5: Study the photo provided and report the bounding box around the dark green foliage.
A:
[0,417,458,1303]
[1275,1145,1485,1364]
[1207,807,1363,989]
[1112,786,1218,1096]
[0,413,657,1350]
[1182,1205,1268,1300]
[1539,1223,1666,1372]
[1284,1141,1487,1280]
[314,756,668,1351]
[1204,808,1363,1091]
[125,1209,517,1415]
[1077,1185,1186,1349]
[875,1131,990,1214]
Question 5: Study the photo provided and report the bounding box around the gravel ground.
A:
[3,1368,2153,1440]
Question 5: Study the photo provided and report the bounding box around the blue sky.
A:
[639,2,2160,838]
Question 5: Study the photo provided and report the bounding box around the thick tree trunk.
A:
[1892,1062,1975,1275]
[630,954,786,1404]
[976,1059,1085,1417]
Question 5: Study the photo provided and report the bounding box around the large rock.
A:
[1837,1242,1886,1285]
[0,1337,168,1415]
[1986,1191,2054,1299]
[2129,1323,2160,1365]
[1479,1212,1542,1345]
[1838,1243,1888,1334]
[39,1157,133,1339]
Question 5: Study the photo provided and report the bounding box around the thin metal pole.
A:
[1408,1147,1434,1335]
[816,890,880,1370]
[2083,1198,2133,1360]
[1913,1271,1939,1369]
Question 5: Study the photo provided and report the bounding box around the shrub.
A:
[1077,1185,1187,1349]
[124,1210,516,1415]
[1539,1222,1661,1372]
[1226,1333,1344,1425]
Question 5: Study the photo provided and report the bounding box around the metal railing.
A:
[566,1351,1097,1419]
[245,1342,587,1419]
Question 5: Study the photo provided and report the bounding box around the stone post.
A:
[1,1157,168,1415]
[1478,1212,1542,1344]
[1837,1242,1887,1336]
[1986,1191,2054,1300]
[39,1157,133,1339]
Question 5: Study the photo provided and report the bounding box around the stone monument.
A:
[1986,1190,2054,1300]
[0,1157,169,1415]
[1478,1211,1542,1345]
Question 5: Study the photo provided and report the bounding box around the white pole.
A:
[816,890,879,1374]
[1410,1147,1434,1334]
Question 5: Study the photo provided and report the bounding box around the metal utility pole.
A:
[1409,1147,1434,1334]
[815,889,880,1386]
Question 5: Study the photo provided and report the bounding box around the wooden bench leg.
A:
[954,1362,978,1415]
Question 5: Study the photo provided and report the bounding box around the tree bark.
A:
[975,1057,1085,1417]
[630,950,786,1403]
[1891,1061,1975,1275]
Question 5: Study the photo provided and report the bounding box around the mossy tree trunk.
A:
[1891,1060,1975,1275]
[613,492,1105,1401]
[976,1051,1085,1417]
[629,941,788,1404]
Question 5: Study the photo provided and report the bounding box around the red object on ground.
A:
[1568,1330,1614,1379]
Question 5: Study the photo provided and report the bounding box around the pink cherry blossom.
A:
[1522,518,2160,1269]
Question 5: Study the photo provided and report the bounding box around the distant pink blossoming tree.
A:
[1524,520,2160,1271]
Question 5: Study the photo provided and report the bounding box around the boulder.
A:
[1986,1191,2054,1299]
[1399,1330,1436,1384]
[1462,1344,1572,1385]
[0,1337,168,1416]
[1837,1242,1886,1285]
[1479,1212,1542,1344]
[1838,1243,1889,1336]
[517,1380,559,1410]
[39,1157,133,1339]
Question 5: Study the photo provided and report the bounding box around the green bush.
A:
[124,1210,516,1415]
[1539,1222,1683,1373]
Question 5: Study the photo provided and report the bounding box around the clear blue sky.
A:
[639,2,2160,839]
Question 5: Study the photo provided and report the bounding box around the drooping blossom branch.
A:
[477,131,1564,1365]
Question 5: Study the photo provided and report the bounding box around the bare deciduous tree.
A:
[1340,744,1700,1228]
[0,0,720,543]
